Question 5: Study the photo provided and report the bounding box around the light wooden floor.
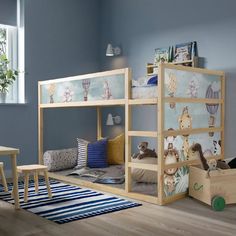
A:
[0,194,235,236]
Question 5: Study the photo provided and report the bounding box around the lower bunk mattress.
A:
[51,164,157,196]
[131,86,157,99]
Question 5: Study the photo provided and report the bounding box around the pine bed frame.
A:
[38,64,225,205]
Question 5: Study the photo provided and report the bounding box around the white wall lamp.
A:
[106,43,121,56]
[106,113,122,126]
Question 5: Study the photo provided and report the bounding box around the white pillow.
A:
[131,157,157,183]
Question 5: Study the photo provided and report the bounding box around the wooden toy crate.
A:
[189,165,236,211]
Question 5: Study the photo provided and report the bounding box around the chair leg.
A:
[0,166,8,192]
[34,172,39,193]
[44,171,52,198]
[24,172,29,203]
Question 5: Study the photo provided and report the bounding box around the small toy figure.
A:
[82,79,90,101]
[63,87,74,102]
[206,159,220,178]
[102,80,113,100]
[132,142,157,160]
[47,83,56,103]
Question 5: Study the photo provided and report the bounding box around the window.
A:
[0,24,18,103]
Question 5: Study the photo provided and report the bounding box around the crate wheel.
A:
[211,196,225,211]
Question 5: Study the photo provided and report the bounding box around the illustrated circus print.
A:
[102,80,113,100]
[82,79,91,101]
[164,174,176,194]
[186,79,199,98]
[63,87,74,102]
[164,148,179,176]
[178,106,192,160]
[47,83,56,103]
[166,72,177,109]
[205,82,220,137]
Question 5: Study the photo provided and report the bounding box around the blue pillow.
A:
[147,75,158,85]
[87,139,108,168]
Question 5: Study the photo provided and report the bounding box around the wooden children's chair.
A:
[17,164,52,203]
[0,162,8,192]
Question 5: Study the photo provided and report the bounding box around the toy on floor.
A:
[132,142,157,160]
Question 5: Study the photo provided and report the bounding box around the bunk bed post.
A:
[125,68,132,192]
[97,107,102,140]
[220,73,225,159]
[38,83,44,165]
[157,63,165,205]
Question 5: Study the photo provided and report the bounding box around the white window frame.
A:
[0,0,25,104]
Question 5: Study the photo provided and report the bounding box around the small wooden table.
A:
[0,146,20,209]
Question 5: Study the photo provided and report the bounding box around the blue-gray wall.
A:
[0,0,100,173]
[100,0,236,158]
[0,0,17,26]
[1,0,236,175]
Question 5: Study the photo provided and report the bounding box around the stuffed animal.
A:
[206,159,220,178]
[132,142,157,160]
[189,143,230,171]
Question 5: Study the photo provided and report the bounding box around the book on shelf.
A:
[173,41,197,63]
[68,167,106,178]
[154,47,171,65]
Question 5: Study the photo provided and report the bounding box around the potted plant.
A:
[0,54,18,103]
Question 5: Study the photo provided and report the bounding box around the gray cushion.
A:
[43,148,77,171]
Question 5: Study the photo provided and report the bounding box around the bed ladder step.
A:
[128,162,158,171]
[128,131,157,137]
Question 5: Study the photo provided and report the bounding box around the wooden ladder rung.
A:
[128,162,158,171]
[128,131,157,137]
[128,98,157,105]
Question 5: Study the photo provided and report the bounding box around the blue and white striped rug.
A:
[0,180,141,224]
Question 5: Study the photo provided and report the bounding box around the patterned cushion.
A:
[75,139,89,169]
[43,148,77,171]
[107,133,125,165]
[87,139,108,168]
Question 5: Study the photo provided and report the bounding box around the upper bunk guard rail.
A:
[38,68,128,85]
[38,68,130,108]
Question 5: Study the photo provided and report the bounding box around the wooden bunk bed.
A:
[38,64,225,205]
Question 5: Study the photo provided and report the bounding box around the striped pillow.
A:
[87,139,108,168]
[75,138,89,169]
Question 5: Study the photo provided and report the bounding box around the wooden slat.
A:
[38,68,127,85]
[165,97,223,104]
[164,155,222,170]
[40,99,126,108]
[96,107,102,140]
[157,63,165,205]
[126,192,158,204]
[125,68,132,193]
[163,127,223,137]
[128,131,157,137]
[161,63,225,76]
[220,74,225,160]
[128,98,157,105]
[163,192,187,205]
[128,162,158,171]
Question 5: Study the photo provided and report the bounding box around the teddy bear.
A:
[132,142,157,160]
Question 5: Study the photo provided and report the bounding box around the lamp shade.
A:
[106,43,114,56]
[106,113,114,125]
